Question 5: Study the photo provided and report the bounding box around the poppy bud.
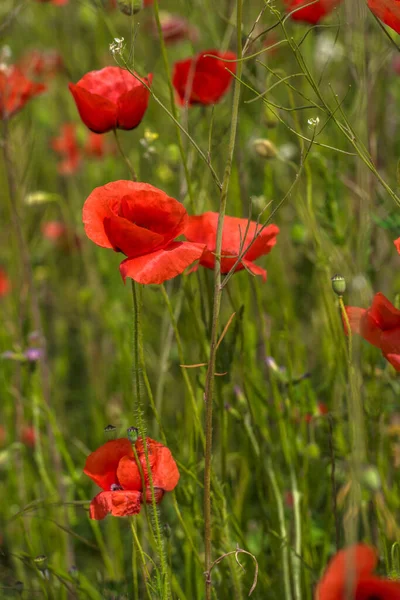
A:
[127,426,139,443]
[68,565,79,580]
[34,555,48,571]
[331,274,346,296]
[117,0,143,14]
[252,138,278,159]
[361,466,381,492]
[15,581,24,595]
[163,523,171,539]
[104,424,116,437]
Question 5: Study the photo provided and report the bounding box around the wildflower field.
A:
[3,0,400,598]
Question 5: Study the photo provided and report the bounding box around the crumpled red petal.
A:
[89,490,142,520]
[83,438,133,491]
[119,241,205,285]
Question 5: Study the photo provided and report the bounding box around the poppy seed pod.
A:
[252,138,278,159]
[117,0,143,14]
[331,274,346,296]
[127,426,139,443]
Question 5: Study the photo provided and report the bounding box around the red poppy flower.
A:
[69,67,152,134]
[172,50,236,106]
[285,0,341,23]
[315,544,400,599]
[20,426,36,448]
[51,123,81,175]
[367,0,400,35]
[184,212,279,281]
[344,293,400,371]
[42,220,81,252]
[18,50,63,80]
[394,237,400,254]
[149,12,199,45]
[84,132,105,158]
[84,437,180,520]
[0,66,46,119]
[82,181,205,284]
[0,268,10,297]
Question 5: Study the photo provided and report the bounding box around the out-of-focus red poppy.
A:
[18,50,63,80]
[172,50,236,106]
[82,181,205,284]
[42,220,81,251]
[0,66,46,120]
[304,402,328,423]
[84,437,180,520]
[284,0,341,23]
[394,237,400,254]
[51,123,81,175]
[35,0,69,5]
[149,12,199,44]
[315,544,400,599]
[344,293,400,371]
[367,0,400,34]
[69,67,152,134]
[0,268,11,297]
[20,426,36,448]
[84,132,116,158]
[0,426,6,446]
[184,212,279,281]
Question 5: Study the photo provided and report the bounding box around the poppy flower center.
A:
[110,483,123,491]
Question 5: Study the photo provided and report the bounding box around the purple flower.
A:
[24,348,44,362]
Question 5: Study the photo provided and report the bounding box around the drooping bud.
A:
[331,274,346,297]
[127,426,139,443]
[34,555,48,571]
[252,138,278,159]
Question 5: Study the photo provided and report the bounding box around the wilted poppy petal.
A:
[119,241,205,284]
[117,74,152,130]
[369,292,400,331]
[89,490,142,520]
[68,84,117,133]
[84,439,133,491]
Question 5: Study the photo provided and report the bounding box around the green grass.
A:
[1,0,400,598]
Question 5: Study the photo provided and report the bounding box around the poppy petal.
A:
[367,0,400,35]
[369,292,400,331]
[244,224,280,262]
[151,444,180,491]
[116,455,143,491]
[344,307,382,348]
[89,490,142,520]
[117,74,152,130]
[84,439,133,491]
[103,215,164,257]
[315,544,377,600]
[395,238,400,254]
[357,576,400,599]
[68,84,117,134]
[383,353,400,372]
[241,260,267,281]
[119,241,205,285]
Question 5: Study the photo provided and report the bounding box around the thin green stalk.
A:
[203,2,243,598]
[130,517,153,600]
[131,281,170,599]
[290,467,301,600]
[113,129,137,181]
[267,459,291,600]
[152,0,194,209]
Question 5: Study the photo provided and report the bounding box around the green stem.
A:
[131,281,170,599]
[113,129,137,181]
[203,2,243,598]
[151,0,194,209]
[130,517,153,600]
